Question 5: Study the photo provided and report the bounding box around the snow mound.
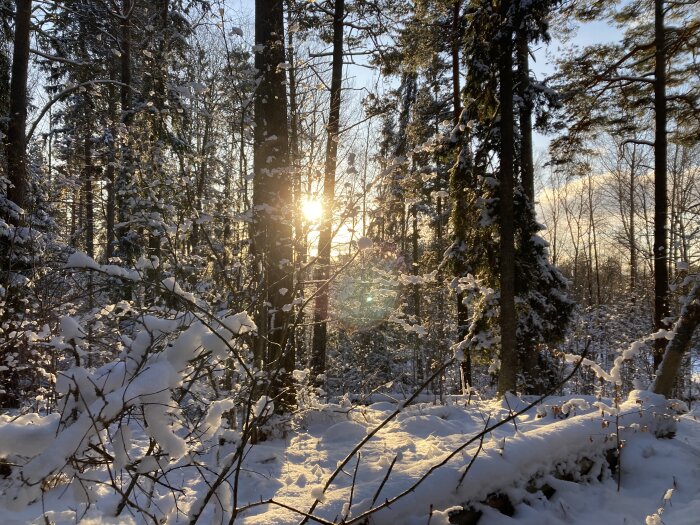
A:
[320,420,368,444]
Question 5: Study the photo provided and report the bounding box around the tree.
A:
[455,0,572,395]
[496,0,517,396]
[4,0,32,219]
[252,0,295,409]
[652,0,669,370]
[310,0,345,387]
[551,0,700,370]
[652,277,700,397]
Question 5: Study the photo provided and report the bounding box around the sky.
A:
[531,19,623,152]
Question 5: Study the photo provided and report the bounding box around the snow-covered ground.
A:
[1,393,698,524]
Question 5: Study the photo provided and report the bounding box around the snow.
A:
[0,413,61,457]
[161,276,198,304]
[1,388,698,525]
[59,315,86,341]
[65,250,140,281]
[65,251,100,270]
[357,236,373,250]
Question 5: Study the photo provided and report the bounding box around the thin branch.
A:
[298,358,457,524]
[344,342,591,525]
[30,48,89,66]
[27,79,139,141]
[370,455,397,507]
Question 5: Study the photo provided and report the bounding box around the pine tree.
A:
[551,0,700,370]
[455,0,572,395]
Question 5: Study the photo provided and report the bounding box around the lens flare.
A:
[302,197,322,223]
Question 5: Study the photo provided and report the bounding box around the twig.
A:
[456,416,490,488]
[343,342,591,525]
[299,358,456,524]
[343,453,361,522]
[369,455,397,507]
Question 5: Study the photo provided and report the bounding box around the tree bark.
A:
[449,0,473,391]
[515,23,540,391]
[412,200,423,382]
[516,27,534,203]
[451,0,461,123]
[105,74,117,260]
[652,281,700,397]
[629,145,637,293]
[310,0,344,386]
[83,135,94,259]
[253,0,294,409]
[5,0,32,218]
[117,0,133,264]
[497,0,518,397]
[287,22,305,366]
[449,143,473,391]
[653,0,669,370]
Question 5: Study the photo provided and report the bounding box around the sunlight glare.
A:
[302,197,323,223]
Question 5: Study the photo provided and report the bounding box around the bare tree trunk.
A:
[5,0,32,218]
[253,0,294,409]
[287,22,305,366]
[587,174,601,304]
[497,0,518,397]
[653,0,669,370]
[117,0,133,264]
[652,281,700,397]
[451,0,461,123]
[629,146,637,293]
[516,28,534,202]
[412,200,423,382]
[448,0,473,392]
[83,136,94,259]
[105,75,117,260]
[515,23,540,391]
[310,0,344,386]
[191,119,211,250]
[0,24,10,162]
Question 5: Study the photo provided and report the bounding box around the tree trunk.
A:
[288,23,302,267]
[449,0,473,392]
[515,23,540,391]
[310,0,344,386]
[653,0,669,370]
[0,26,10,162]
[412,201,423,382]
[253,0,294,409]
[652,282,700,397]
[588,174,601,304]
[497,0,518,397]
[449,140,473,391]
[287,23,305,366]
[451,0,461,123]
[83,136,94,259]
[5,0,32,218]
[629,146,637,293]
[516,28,534,203]
[105,74,117,260]
[117,0,133,264]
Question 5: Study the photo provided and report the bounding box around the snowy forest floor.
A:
[1,393,699,525]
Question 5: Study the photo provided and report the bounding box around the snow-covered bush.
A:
[0,251,274,522]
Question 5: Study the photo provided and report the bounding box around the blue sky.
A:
[532,18,623,152]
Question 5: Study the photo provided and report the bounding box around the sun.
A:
[302,197,322,223]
